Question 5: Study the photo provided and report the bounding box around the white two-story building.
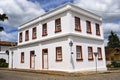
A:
[9,3,107,72]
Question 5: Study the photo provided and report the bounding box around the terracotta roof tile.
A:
[0,41,17,46]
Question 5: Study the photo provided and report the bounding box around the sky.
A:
[0,0,120,46]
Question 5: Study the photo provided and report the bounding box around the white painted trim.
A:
[17,32,104,47]
[19,3,101,30]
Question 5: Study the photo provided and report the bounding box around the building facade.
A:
[9,3,107,72]
[0,41,16,63]
[105,48,120,65]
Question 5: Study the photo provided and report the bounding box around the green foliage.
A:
[0,13,8,31]
[0,58,8,68]
[111,61,120,68]
[107,31,120,48]
[0,13,8,21]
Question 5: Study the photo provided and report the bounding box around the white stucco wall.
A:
[9,3,107,72]
[0,46,10,63]
[70,36,106,71]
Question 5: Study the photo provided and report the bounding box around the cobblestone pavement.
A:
[0,70,120,80]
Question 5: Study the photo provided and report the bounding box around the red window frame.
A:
[75,16,81,31]
[96,23,100,36]
[25,30,29,41]
[86,20,92,34]
[21,52,24,63]
[56,46,62,61]
[55,18,61,33]
[88,47,94,60]
[32,27,37,39]
[97,47,102,60]
[42,23,48,36]
[19,32,22,43]
[76,46,83,61]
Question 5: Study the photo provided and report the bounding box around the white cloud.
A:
[0,0,45,27]
[0,31,18,42]
[0,0,45,42]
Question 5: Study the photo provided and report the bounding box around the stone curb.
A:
[0,68,120,76]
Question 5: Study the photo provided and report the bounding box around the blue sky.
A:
[0,0,120,46]
[32,0,73,11]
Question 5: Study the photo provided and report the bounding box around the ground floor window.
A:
[88,47,94,60]
[97,47,102,60]
[56,46,62,61]
[76,46,83,61]
[21,52,24,63]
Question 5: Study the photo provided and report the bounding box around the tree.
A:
[0,14,8,21]
[0,13,8,31]
[107,31,120,48]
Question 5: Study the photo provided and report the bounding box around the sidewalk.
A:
[0,68,120,76]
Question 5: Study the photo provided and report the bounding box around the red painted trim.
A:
[25,30,29,41]
[32,27,37,39]
[42,23,48,36]
[88,46,94,60]
[42,48,48,69]
[76,45,83,61]
[98,47,103,60]
[55,18,62,33]
[21,52,24,63]
[30,50,35,68]
[75,16,81,32]
[56,46,62,61]
[19,32,22,43]
[86,20,92,34]
[96,23,101,36]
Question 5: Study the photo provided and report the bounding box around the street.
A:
[0,70,120,80]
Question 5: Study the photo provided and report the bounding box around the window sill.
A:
[25,39,29,41]
[55,30,62,33]
[21,62,24,63]
[76,58,83,61]
[87,31,92,34]
[32,37,37,39]
[88,58,94,60]
[98,58,103,60]
[75,29,81,32]
[56,59,62,61]
[19,41,22,43]
[42,34,48,37]
[96,34,101,36]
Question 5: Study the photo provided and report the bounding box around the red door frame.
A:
[30,51,34,68]
[42,48,48,69]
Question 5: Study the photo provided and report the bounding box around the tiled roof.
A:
[0,41,17,46]
[105,48,120,55]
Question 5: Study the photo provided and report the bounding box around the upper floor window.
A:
[19,32,22,43]
[75,17,81,31]
[21,52,24,63]
[76,46,83,61]
[25,30,29,41]
[88,47,93,60]
[96,23,100,36]
[32,27,37,39]
[86,20,92,34]
[97,47,102,60]
[55,18,61,33]
[42,23,47,36]
[56,46,62,61]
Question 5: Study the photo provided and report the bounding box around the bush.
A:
[111,61,120,68]
[107,64,111,68]
[0,58,8,68]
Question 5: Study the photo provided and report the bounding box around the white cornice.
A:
[18,33,104,47]
[19,3,102,30]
